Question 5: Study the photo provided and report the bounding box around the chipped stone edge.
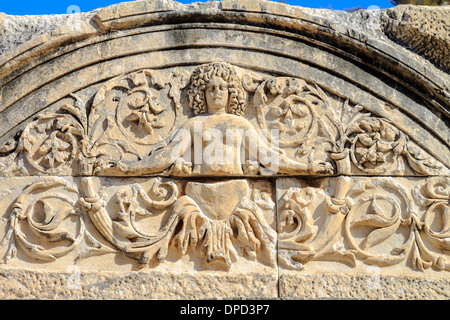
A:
[0,1,448,109]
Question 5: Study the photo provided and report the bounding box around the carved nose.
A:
[212,90,223,100]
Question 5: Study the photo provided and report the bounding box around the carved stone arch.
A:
[0,0,448,299]
[0,2,448,164]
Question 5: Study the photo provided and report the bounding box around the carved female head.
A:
[188,62,246,116]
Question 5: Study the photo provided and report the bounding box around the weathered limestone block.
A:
[380,5,450,73]
[276,177,450,299]
[0,175,279,298]
[0,0,448,299]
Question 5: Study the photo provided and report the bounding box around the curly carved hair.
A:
[188,62,246,116]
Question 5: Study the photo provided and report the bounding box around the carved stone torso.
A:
[185,113,251,175]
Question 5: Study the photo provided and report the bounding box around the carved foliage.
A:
[0,96,86,176]
[0,175,448,272]
[0,69,189,176]
[1,177,84,263]
[251,77,319,155]
[327,104,449,175]
[86,68,189,165]
[0,63,447,177]
[0,63,448,273]
[79,178,276,270]
[278,177,450,271]
[412,177,450,271]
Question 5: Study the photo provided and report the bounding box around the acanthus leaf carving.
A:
[86,68,188,167]
[0,62,447,275]
[79,177,277,270]
[324,101,450,176]
[279,176,450,272]
[411,177,450,271]
[251,76,319,157]
[0,62,447,177]
[92,63,333,177]
[0,177,84,264]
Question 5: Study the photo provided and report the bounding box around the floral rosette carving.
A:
[250,77,324,156]
[0,96,87,176]
[87,68,189,164]
[328,104,449,176]
[0,63,447,275]
[0,177,84,263]
[347,116,404,174]
[115,71,173,144]
[21,114,83,174]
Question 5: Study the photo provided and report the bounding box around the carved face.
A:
[205,76,229,113]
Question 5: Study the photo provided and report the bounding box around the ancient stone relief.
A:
[0,62,448,271]
[277,176,450,272]
[78,177,277,269]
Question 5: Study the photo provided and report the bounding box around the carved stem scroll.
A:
[0,62,448,273]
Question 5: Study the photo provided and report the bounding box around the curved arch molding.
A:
[0,0,448,299]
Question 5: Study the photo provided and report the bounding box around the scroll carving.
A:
[278,176,450,271]
[326,103,449,176]
[251,77,319,156]
[1,177,84,263]
[86,68,189,168]
[0,95,86,176]
[79,177,276,270]
[0,62,447,178]
[0,62,447,273]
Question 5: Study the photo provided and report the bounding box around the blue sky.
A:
[1,0,394,15]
